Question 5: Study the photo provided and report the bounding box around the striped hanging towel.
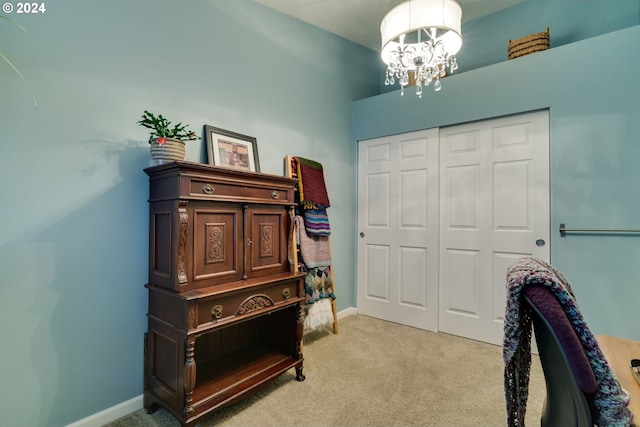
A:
[303,208,331,236]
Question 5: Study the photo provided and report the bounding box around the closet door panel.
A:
[357,128,440,332]
[439,110,550,345]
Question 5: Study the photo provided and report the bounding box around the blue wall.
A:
[0,1,378,425]
[458,0,640,73]
[2,0,640,425]
[355,26,640,341]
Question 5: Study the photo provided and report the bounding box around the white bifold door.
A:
[357,110,549,345]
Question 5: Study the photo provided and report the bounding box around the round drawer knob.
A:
[202,184,215,195]
[211,304,223,319]
[271,191,280,200]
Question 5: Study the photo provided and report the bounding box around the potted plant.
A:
[137,110,200,165]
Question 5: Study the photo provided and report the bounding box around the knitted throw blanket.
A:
[295,215,332,268]
[302,267,336,331]
[293,157,331,209]
[292,156,331,236]
[504,257,632,427]
[303,266,336,304]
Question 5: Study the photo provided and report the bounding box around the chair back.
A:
[523,285,596,427]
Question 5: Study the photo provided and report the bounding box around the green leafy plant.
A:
[137,110,201,144]
[1,14,36,107]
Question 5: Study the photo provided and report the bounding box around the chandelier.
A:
[380,0,462,97]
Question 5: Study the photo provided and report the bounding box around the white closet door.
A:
[438,110,550,345]
[357,129,440,331]
[356,111,549,344]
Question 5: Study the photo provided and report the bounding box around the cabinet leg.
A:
[184,338,196,413]
[295,302,305,382]
[146,403,159,414]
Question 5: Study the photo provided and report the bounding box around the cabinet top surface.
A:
[144,160,296,185]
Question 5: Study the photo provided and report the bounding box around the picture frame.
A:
[204,125,260,172]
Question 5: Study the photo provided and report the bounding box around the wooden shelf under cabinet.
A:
[145,301,305,425]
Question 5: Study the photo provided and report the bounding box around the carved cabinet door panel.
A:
[245,206,288,279]
[191,202,244,286]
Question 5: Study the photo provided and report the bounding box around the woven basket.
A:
[508,27,549,60]
[405,69,447,87]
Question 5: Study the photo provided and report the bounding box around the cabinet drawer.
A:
[193,277,302,330]
[189,178,293,204]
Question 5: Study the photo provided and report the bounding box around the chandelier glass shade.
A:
[380,0,462,97]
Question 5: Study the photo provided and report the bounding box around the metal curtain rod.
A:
[559,223,640,237]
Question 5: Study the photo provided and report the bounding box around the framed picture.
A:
[204,125,260,172]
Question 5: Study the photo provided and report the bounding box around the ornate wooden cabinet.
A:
[143,161,305,427]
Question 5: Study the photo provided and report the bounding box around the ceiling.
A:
[254,0,525,51]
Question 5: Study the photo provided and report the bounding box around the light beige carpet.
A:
[106,314,544,426]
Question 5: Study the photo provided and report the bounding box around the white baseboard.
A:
[66,395,143,427]
[67,307,357,427]
[337,306,357,319]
